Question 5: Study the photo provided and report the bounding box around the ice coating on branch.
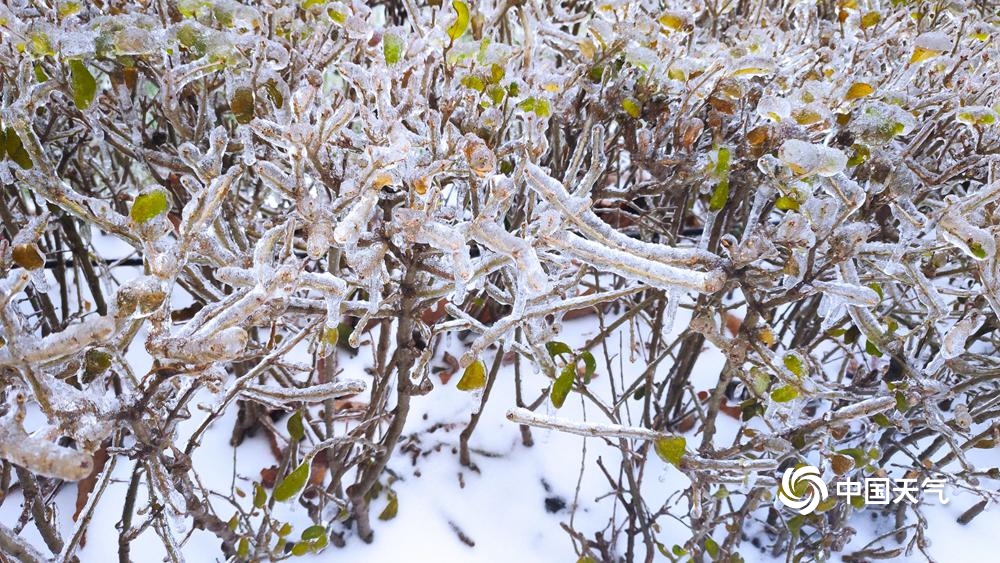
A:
[524,162,723,268]
[941,311,986,360]
[0,414,93,481]
[937,207,995,261]
[545,231,725,293]
[0,316,116,367]
[151,327,249,362]
[2,0,998,557]
[812,281,880,308]
[334,190,380,246]
[240,379,367,408]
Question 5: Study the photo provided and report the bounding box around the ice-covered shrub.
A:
[1,0,999,561]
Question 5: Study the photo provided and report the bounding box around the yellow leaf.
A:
[658,12,685,32]
[412,177,429,195]
[732,66,773,77]
[130,189,170,224]
[456,359,486,391]
[446,0,470,42]
[845,82,874,100]
[860,11,880,29]
[909,46,939,64]
[378,491,398,520]
[654,436,686,466]
[791,108,823,125]
[12,243,45,270]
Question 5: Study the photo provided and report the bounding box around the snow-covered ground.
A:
[1,237,997,562]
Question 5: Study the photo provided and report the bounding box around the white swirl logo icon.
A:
[778,465,828,515]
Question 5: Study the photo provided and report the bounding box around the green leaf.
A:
[787,514,806,535]
[291,541,311,556]
[775,195,800,211]
[327,8,347,23]
[705,537,720,559]
[69,60,97,110]
[130,189,169,224]
[847,144,870,167]
[58,1,82,17]
[836,447,866,466]
[709,180,729,212]
[273,461,310,502]
[970,242,988,259]
[237,537,249,559]
[264,79,284,109]
[533,99,551,117]
[783,352,805,377]
[456,359,486,391]
[749,368,770,395]
[2,126,34,169]
[383,33,404,65]
[622,97,641,118]
[489,63,504,83]
[378,490,398,520]
[230,86,255,124]
[517,96,549,117]
[301,525,326,541]
[579,351,596,383]
[312,534,328,550]
[895,391,908,412]
[253,482,266,509]
[872,412,891,428]
[545,341,572,358]
[277,522,293,537]
[770,384,799,403]
[460,74,485,92]
[740,398,764,421]
[446,0,470,41]
[487,84,505,106]
[865,339,883,357]
[868,282,884,300]
[176,24,208,56]
[714,146,731,177]
[550,364,575,408]
[654,435,686,467]
[83,349,112,378]
[29,32,55,57]
[322,326,339,347]
[33,63,48,83]
[844,325,861,344]
[287,411,304,442]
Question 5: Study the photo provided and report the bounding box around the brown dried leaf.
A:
[829,453,855,476]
